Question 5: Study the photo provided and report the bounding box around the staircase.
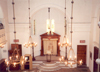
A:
[32,61,70,71]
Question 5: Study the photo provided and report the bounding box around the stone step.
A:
[37,66,61,71]
[42,62,57,66]
[40,63,59,69]
[32,61,42,63]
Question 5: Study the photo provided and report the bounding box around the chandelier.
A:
[0,41,6,48]
[5,0,26,71]
[59,0,83,67]
[24,0,37,61]
[58,0,70,47]
[58,0,70,60]
[46,7,55,35]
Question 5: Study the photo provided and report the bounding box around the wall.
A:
[0,0,9,60]
[89,0,100,72]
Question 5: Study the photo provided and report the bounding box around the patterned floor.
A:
[8,56,91,72]
[10,68,91,72]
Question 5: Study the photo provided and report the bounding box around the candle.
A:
[59,58,61,62]
[16,55,18,59]
[65,62,67,65]
[7,61,9,66]
[75,56,76,59]
[9,57,11,60]
[22,61,24,65]
[70,56,72,60]
[23,56,24,59]
[79,60,82,65]
[25,57,27,61]
[14,63,16,67]
[62,56,64,60]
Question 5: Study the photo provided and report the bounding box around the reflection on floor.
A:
[11,56,90,72]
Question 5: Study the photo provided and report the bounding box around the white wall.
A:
[88,0,100,72]
[0,0,10,60]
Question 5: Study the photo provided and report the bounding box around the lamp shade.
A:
[96,58,100,64]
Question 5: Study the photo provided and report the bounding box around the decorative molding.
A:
[93,41,99,48]
[68,22,91,24]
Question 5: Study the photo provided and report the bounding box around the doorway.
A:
[77,45,87,66]
[93,46,100,72]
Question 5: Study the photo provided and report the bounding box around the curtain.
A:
[43,38,58,55]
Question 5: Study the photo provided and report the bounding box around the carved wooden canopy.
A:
[40,32,61,56]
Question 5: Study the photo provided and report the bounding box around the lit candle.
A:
[65,62,67,65]
[62,56,64,60]
[14,63,16,67]
[9,57,11,60]
[59,58,61,62]
[25,57,27,61]
[7,61,9,66]
[16,55,18,59]
[79,60,82,65]
[70,56,72,60]
[22,61,24,65]
[75,56,76,59]
[23,56,24,59]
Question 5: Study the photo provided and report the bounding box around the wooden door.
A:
[77,45,86,65]
[93,46,100,72]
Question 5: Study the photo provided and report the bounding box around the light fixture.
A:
[46,7,55,35]
[24,0,37,61]
[0,41,6,48]
[58,0,70,60]
[5,0,26,71]
[59,0,83,67]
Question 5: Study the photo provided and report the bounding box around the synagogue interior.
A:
[0,0,100,72]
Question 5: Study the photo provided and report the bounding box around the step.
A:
[40,63,59,69]
[38,66,61,71]
[32,61,43,64]
[42,62,57,66]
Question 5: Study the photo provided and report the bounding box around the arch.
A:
[29,4,70,22]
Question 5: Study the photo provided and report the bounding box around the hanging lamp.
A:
[46,7,55,35]
[5,0,26,71]
[59,0,83,67]
[24,0,37,61]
